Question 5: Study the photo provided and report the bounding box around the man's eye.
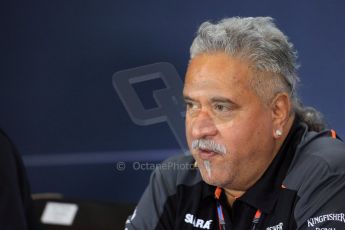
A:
[185,102,199,111]
[186,103,194,109]
[214,104,230,112]
[185,102,193,109]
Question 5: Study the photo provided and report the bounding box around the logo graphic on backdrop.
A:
[112,62,189,154]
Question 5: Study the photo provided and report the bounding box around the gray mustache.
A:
[191,139,227,155]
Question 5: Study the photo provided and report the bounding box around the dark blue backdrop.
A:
[1,0,345,203]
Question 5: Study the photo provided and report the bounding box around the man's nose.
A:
[191,110,217,139]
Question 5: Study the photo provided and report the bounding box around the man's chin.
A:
[200,170,226,187]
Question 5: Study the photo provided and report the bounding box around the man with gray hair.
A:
[125,17,345,229]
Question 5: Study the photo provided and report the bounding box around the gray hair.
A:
[190,17,326,131]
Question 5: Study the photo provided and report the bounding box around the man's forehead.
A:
[183,78,253,106]
[183,61,261,105]
[183,69,252,97]
[185,53,253,87]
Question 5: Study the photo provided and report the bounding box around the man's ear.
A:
[270,93,292,138]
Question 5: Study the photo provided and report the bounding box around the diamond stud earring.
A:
[275,129,283,137]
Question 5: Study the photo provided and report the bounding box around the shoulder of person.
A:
[284,128,345,191]
[149,154,202,193]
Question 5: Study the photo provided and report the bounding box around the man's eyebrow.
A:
[183,96,239,107]
[210,97,237,105]
[183,96,195,102]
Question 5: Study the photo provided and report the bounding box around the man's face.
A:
[183,52,277,191]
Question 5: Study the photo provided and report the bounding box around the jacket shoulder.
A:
[158,154,202,189]
[285,130,345,190]
[284,130,345,228]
